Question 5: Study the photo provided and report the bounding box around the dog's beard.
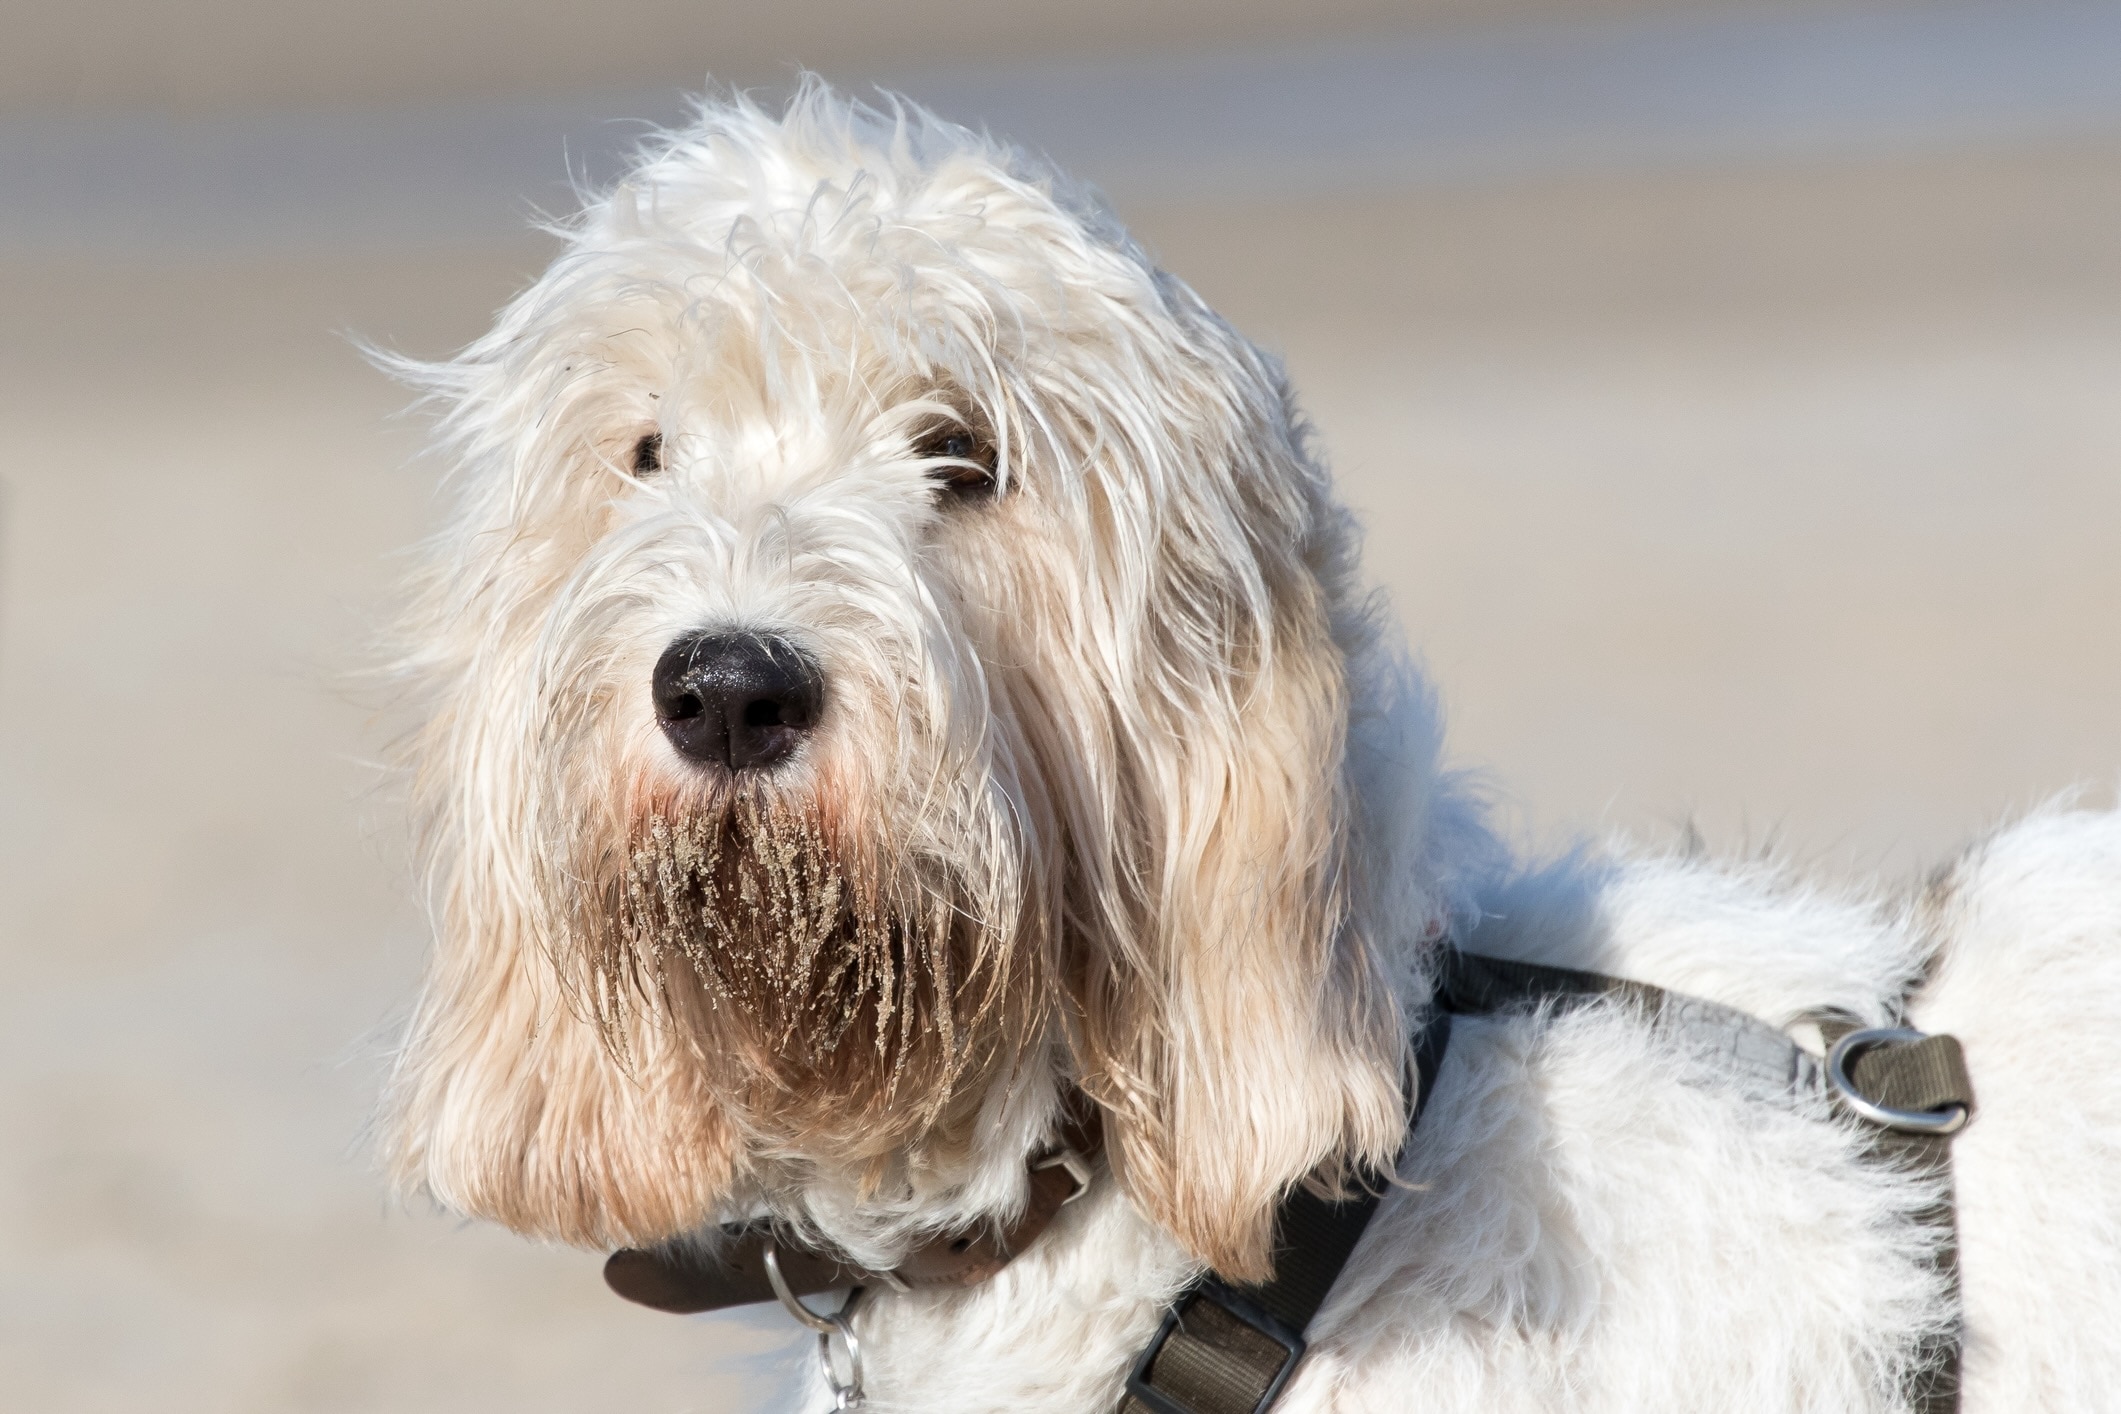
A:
[578,790,1023,1148]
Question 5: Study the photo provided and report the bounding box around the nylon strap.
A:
[1117,1010,1453,1414]
[1820,1017,1970,1414]
[1118,950,1974,1414]
[1841,1030,1974,1116]
[1443,955,1970,1414]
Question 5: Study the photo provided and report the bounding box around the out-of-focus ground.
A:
[2,3,2117,1410]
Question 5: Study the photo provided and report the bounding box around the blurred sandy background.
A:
[2,2,2117,1410]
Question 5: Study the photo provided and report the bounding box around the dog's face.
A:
[387,93,1418,1279]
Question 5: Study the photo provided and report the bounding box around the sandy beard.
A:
[569,788,1037,1160]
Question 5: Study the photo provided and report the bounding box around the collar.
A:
[603,1097,1103,1315]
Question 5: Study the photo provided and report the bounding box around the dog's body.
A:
[382,87,2121,1411]
[851,815,2121,1412]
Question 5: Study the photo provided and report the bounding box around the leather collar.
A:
[604,1099,1104,1314]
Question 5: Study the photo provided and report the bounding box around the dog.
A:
[381,84,2121,1411]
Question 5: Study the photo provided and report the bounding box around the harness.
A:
[606,950,1975,1414]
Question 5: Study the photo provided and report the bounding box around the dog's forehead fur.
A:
[438,105,1339,660]
[486,108,1209,503]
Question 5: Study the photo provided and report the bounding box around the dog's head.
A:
[385,87,1461,1280]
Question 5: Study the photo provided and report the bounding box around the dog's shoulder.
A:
[1930,803,2121,939]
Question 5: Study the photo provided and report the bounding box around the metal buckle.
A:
[1123,1280,1307,1414]
[1826,1027,1969,1136]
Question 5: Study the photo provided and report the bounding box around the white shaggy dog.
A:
[383,86,2121,1412]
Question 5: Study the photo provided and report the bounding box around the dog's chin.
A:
[570,784,1028,1157]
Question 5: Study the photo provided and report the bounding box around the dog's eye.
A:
[914,422,998,498]
[632,432,663,476]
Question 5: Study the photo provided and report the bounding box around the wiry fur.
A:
[381,84,2121,1410]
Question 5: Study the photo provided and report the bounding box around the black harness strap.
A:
[1446,956,1972,1414]
[1118,1010,1453,1414]
[1117,949,1975,1414]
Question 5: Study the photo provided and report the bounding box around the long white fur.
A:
[381,82,2121,1411]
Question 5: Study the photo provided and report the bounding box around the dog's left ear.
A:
[1061,387,1409,1282]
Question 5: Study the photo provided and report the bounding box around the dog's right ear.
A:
[386,898,738,1248]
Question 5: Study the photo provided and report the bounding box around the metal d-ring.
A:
[1826,1027,1970,1136]
[763,1243,866,1408]
[1031,1146,1094,1204]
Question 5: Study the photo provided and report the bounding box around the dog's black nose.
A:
[653,631,824,771]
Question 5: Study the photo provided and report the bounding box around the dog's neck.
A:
[724,1050,1081,1271]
